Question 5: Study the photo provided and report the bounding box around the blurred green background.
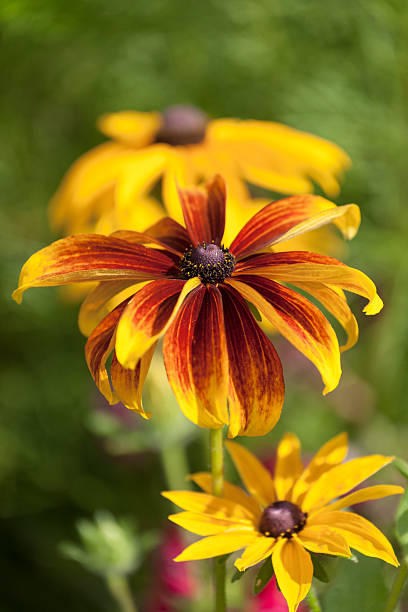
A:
[1,0,408,609]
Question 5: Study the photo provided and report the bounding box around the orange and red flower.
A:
[13,176,382,437]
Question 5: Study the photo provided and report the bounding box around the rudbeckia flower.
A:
[163,433,403,612]
[50,105,350,242]
[14,176,382,437]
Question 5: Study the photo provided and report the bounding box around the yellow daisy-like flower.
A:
[163,433,403,612]
[50,105,350,244]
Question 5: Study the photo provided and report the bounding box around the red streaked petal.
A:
[163,285,229,429]
[230,195,360,259]
[220,285,284,438]
[294,281,359,352]
[84,299,130,404]
[228,276,341,394]
[235,251,383,316]
[116,278,201,369]
[110,345,155,419]
[111,216,191,256]
[178,175,226,245]
[13,235,178,303]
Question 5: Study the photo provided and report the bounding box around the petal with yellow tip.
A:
[110,345,155,419]
[272,538,313,612]
[225,441,275,509]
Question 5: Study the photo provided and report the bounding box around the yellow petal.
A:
[235,536,276,571]
[291,433,348,505]
[97,111,161,146]
[189,472,261,518]
[274,433,304,501]
[302,455,394,513]
[161,491,254,521]
[299,525,351,557]
[168,511,254,535]
[225,441,276,508]
[110,345,155,418]
[173,530,257,562]
[310,511,399,566]
[316,485,404,514]
[272,538,313,612]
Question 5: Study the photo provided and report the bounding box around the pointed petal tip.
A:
[363,294,384,316]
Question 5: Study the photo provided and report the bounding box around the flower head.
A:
[163,433,403,612]
[14,176,382,437]
[50,105,350,243]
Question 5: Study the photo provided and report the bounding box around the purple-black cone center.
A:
[179,242,235,284]
[155,104,208,146]
[259,501,307,539]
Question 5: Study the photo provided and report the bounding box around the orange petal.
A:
[84,299,130,404]
[230,195,359,259]
[110,345,155,418]
[178,175,226,245]
[144,217,191,254]
[163,285,229,429]
[220,285,284,437]
[225,441,275,508]
[236,251,383,316]
[13,235,178,303]
[302,455,394,513]
[309,511,399,566]
[291,433,348,505]
[229,276,341,394]
[115,278,200,369]
[272,538,313,612]
[274,433,304,500]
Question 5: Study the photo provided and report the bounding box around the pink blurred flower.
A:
[251,576,308,612]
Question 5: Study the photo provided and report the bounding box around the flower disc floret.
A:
[179,242,236,284]
[259,501,307,539]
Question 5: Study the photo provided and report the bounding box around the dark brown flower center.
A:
[259,501,307,539]
[155,105,208,146]
[179,242,235,284]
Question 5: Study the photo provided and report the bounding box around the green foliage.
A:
[253,558,275,595]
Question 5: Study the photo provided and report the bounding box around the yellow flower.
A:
[163,433,403,612]
[50,105,350,244]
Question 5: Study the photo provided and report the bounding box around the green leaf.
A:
[394,457,408,481]
[322,553,387,612]
[231,568,246,583]
[311,554,330,583]
[253,558,274,594]
[246,300,262,322]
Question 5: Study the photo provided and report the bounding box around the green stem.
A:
[210,427,226,612]
[385,558,408,612]
[106,574,138,612]
[307,583,323,612]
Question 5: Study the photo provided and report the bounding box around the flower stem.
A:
[307,584,323,612]
[210,427,226,612]
[385,558,408,612]
[106,574,138,612]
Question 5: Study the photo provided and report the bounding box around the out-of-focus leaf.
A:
[322,553,388,612]
[231,568,246,583]
[394,457,408,481]
[311,554,330,583]
[396,486,408,556]
[253,558,274,594]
